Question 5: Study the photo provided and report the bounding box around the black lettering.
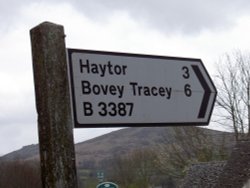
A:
[165,87,172,99]
[80,59,90,73]
[98,102,107,116]
[127,103,134,116]
[182,66,190,79]
[80,60,127,77]
[130,82,138,96]
[82,80,91,94]
[99,64,106,77]
[91,63,99,74]
[100,84,108,95]
[114,65,121,74]
[151,87,158,96]
[114,65,122,74]
[130,82,172,99]
[83,102,93,116]
[117,86,124,98]
[144,87,151,96]
[96,102,134,117]
[109,85,117,95]
[184,84,192,97]
[138,86,143,96]
[107,61,114,75]
[108,102,117,116]
[92,85,101,95]
[118,103,126,116]
[122,65,127,75]
[158,87,165,97]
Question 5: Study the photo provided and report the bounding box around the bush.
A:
[0,160,42,188]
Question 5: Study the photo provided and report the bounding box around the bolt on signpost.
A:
[30,22,77,188]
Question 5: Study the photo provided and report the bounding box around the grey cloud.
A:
[0,0,29,25]
[2,0,250,34]
[65,0,250,34]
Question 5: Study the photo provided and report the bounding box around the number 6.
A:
[184,84,192,97]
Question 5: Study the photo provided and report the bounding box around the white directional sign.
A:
[67,49,217,128]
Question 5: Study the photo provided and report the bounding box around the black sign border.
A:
[67,48,217,128]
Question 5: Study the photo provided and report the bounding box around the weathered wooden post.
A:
[30,22,78,188]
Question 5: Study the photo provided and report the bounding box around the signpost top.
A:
[67,48,217,128]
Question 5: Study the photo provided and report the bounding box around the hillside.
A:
[0,126,235,167]
[0,127,173,162]
[74,127,176,166]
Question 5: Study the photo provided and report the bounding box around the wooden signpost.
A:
[30,22,77,188]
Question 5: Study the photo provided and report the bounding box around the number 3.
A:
[182,66,190,79]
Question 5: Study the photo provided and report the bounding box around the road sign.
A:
[67,49,217,128]
[97,171,104,182]
[96,182,119,188]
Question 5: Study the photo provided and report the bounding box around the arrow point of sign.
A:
[191,65,213,119]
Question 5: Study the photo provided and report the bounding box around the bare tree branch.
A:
[215,50,250,140]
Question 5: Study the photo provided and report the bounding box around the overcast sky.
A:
[1,0,250,156]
